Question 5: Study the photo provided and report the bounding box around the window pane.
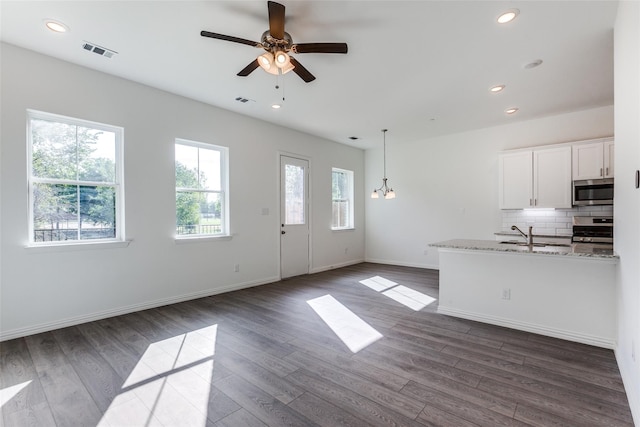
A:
[285,164,305,225]
[78,128,116,182]
[332,200,349,228]
[332,171,347,199]
[79,186,116,240]
[176,191,222,235]
[33,183,78,242]
[199,148,221,190]
[29,112,122,244]
[31,119,77,180]
[175,144,199,188]
[331,168,353,229]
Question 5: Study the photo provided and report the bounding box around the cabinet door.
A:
[533,146,572,208]
[499,151,532,209]
[572,142,604,180]
[604,140,614,178]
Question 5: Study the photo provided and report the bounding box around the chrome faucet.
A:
[511,225,534,246]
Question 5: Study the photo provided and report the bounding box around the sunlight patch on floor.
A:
[97,324,218,427]
[359,276,397,291]
[0,380,32,408]
[382,285,436,311]
[307,294,383,353]
[359,276,437,311]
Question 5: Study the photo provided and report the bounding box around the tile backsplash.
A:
[501,205,613,237]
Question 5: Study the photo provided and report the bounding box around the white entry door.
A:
[280,155,310,278]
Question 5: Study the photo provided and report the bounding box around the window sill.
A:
[332,227,355,232]
[175,234,233,244]
[25,240,131,253]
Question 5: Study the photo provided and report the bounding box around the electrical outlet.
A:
[344,247,348,254]
[234,264,240,273]
[501,288,511,300]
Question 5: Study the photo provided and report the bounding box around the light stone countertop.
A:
[430,239,618,260]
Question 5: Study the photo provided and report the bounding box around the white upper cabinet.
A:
[572,138,615,180]
[499,150,533,209]
[533,146,573,208]
[499,146,572,209]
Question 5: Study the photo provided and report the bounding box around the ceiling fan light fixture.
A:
[280,61,295,74]
[275,51,290,68]
[258,52,275,70]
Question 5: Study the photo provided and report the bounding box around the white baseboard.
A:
[437,305,615,349]
[615,350,640,426]
[364,257,439,270]
[0,276,280,342]
[310,259,365,274]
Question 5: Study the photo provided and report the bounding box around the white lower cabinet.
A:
[499,145,572,209]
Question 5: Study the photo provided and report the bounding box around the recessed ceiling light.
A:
[490,85,505,93]
[271,104,281,109]
[497,9,519,24]
[44,19,69,33]
[505,107,519,115]
[524,59,543,69]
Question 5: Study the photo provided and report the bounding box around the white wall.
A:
[0,43,365,340]
[365,105,614,269]
[614,0,640,422]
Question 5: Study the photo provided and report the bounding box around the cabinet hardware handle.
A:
[281,230,286,235]
[600,168,603,177]
[606,167,609,176]
[534,198,537,206]
[529,198,533,206]
[636,170,640,189]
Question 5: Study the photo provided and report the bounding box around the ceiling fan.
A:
[201,1,348,83]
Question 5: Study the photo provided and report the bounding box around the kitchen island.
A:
[430,239,618,348]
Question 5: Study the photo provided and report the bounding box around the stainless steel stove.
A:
[572,216,613,246]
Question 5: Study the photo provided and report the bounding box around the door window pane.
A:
[285,164,305,225]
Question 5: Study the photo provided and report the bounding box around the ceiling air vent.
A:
[82,42,117,58]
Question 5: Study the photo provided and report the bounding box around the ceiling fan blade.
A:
[268,1,286,40]
[200,31,260,47]
[237,59,260,77]
[289,57,316,83]
[292,43,348,54]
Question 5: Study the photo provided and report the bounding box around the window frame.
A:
[27,110,125,247]
[331,167,355,230]
[174,138,229,240]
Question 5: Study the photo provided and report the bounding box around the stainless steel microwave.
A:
[572,178,614,206]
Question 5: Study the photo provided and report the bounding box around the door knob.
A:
[281,230,286,234]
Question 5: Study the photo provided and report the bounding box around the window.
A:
[175,139,228,237]
[28,110,123,244]
[332,168,354,230]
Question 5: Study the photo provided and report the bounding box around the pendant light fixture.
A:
[371,129,396,199]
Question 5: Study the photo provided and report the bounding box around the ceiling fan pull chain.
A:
[282,76,286,102]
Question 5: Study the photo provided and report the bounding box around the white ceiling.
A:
[0,1,617,149]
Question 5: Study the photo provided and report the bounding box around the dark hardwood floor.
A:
[0,263,634,426]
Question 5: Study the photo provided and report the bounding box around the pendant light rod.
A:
[382,128,388,179]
